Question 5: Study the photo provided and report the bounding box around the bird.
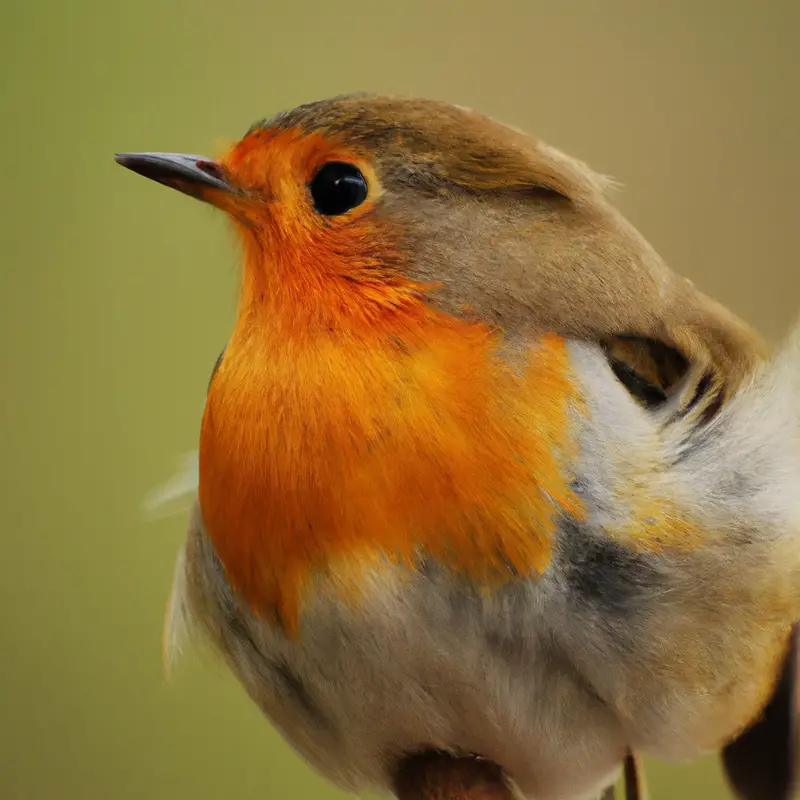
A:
[117,94,800,800]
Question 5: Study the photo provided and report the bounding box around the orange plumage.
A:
[199,128,583,632]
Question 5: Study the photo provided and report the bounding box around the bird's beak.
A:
[115,152,234,205]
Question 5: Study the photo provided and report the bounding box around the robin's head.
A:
[117,93,765,392]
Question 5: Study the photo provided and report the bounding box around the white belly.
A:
[171,501,636,800]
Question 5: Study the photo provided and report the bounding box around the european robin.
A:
[118,95,800,800]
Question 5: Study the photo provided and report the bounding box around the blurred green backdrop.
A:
[2,0,798,798]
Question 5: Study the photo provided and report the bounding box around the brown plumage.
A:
[257,94,767,398]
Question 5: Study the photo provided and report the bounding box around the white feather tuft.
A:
[163,541,191,678]
[141,451,200,521]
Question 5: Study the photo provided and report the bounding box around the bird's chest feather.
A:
[197,320,584,633]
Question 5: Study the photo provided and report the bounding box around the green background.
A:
[2,0,798,797]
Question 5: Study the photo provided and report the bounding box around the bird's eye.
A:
[309,162,368,216]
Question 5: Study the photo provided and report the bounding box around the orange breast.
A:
[198,313,583,635]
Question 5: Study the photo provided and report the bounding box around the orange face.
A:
[209,127,440,343]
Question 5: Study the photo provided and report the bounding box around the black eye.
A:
[309,162,368,216]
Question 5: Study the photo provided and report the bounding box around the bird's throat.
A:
[197,313,583,635]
